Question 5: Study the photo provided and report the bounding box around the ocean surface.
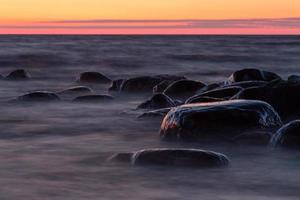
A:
[0,35,299,200]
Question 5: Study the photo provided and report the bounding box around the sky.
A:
[0,0,300,34]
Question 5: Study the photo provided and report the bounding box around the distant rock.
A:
[118,75,185,93]
[270,120,300,148]
[153,80,176,94]
[73,95,114,102]
[58,86,93,95]
[160,100,282,141]
[228,68,281,83]
[109,79,126,91]
[132,148,229,168]
[6,69,30,80]
[137,93,176,110]
[78,72,111,84]
[163,80,206,101]
[17,91,60,102]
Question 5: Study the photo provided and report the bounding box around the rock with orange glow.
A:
[160,100,282,141]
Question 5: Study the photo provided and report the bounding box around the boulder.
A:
[288,75,300,84]
[232,80,300,116]
[270,120,300,148]
[228,68,281,83]
[73,95,114,102]
[163,80,206,101]
[58,86,93,95]
[138,108,172,119]
[223,80,267,89]
[153,80,175,94]
[137,93,176,110]
[186,86,242,103]
[119,75,185,93]
[160,100,282,141]
[17,91,60,102]
[78,72,111,84]
[6,69,30,80]
[132,148,229,168]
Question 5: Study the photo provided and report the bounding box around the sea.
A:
[0,35,299,200]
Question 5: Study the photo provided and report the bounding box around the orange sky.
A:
[1,0,300,34]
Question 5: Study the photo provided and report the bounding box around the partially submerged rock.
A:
[109,79,126,92]
[270,120,300,148]
[132,148,229,168]
[137,93,176,110]
[160,100,282,141]
[223,80,267,89]
[163,80,206,101]
[58,86,93,95]
[108,149,229,168]
[228,68,281,83]
[78,72,111,84]
[6,69,30,80]
[73,95,114,102]
[138,108,171,119]
[186,96,224,104]
[119,75,185,93]
[17,91,60,102]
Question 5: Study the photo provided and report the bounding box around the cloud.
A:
[1,18,300,29]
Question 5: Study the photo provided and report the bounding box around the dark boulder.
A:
[78,72,111,84]
[163,80,206,101]
[270,120,300,148]
[228,68,281,83]
[137,93,176,110]
[232,80,300,116]
[17,91,60,102]
[160,100,282,141]
[186,96,224,104]
[223,80,267,89]
[132,148,229,168]
[107,153,133,164]
[73,95,114,102]
[153,80,175,94]
[6,69,30,80]
[58,86,93,95]
[138,108,171,119]
[120,75,185,93]
[186,86,242,103]
[109,79,126,91]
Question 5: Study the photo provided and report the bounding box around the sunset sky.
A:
[1,0,300,34]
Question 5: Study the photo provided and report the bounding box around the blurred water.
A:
[0,35,299,200]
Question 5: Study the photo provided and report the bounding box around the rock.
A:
[153,80,174,94]
[160,100,282,141]
[223,80,267,89]
[109,79,126,91]
[73,95,114,102]
[58,86,93,95]
[288,75,300,84]
[78,72,111,84]
[137,94,176,110]
[17,91,60,102]
[233,131,272,145]
[138,108,172,119]
[197,83,222,94]
[132,148,229,168]
[232,80,300,116]
[186,86,242,103]
[120,75,185,93]
[186,96,224,104]
[163,80,206,101]
[107,153,133,164]
[270,120,300,148]
[6,69,30,80]
[228,68,281,83]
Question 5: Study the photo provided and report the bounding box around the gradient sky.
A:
[1,0,300,34]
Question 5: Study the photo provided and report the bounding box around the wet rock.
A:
[73,95,114,102]
[6,69,30,80]
[270,120,300,148]
[109,79,126,91]
[120,75,185,93]
[58,86,93,95]
[197,83,222,94]
[186,96,224,104]
[288,75,300,84]
[138,108,172,119]
[160,100,282,141]
[186,86,242,103]
[163,80,206,101]
[17,91,60,102]
[78,72,111,84]
[132,148,229,168]
[224,80,267,89]
[228,68,281,83]
[137,94,176,110]
[153,80,174,94]
[232,80,300,116]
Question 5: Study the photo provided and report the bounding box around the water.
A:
[0,35,299,200]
